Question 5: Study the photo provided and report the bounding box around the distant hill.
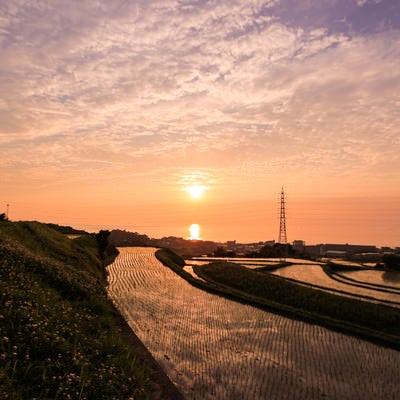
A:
[108,229,219,257]
[109,229,151,246]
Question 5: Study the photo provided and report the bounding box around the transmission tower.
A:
[278,188,287,244]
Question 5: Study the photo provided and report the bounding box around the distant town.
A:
[223,239,400,261]
[105,228,400,262]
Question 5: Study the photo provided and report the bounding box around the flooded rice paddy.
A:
[189,256,400,307]
[108,248,400,400]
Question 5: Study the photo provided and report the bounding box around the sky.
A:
[1,0,400,247]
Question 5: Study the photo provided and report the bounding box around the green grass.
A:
[0,221,153,399]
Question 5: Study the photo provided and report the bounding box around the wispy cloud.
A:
[1,0,399,199]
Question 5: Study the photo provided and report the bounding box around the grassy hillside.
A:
[0,221,155,399]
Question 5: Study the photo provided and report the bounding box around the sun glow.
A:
[189,223,201,240]
[180,170,213,200]
[185,185,207,199]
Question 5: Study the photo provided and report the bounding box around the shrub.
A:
[382,254,400,271]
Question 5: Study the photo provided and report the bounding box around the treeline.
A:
[379,254,400,271]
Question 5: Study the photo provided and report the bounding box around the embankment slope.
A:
[0,221,181,399]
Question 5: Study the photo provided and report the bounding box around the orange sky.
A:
[1,1,400,247]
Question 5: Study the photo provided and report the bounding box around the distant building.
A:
[303,243,381,259]
[224,240,275,255]
[292,240,305,253]
[353,252,381,262]
[325,250,347,258]
[264,240,275,247]
[305,244,323,257]
[226,240,236,250]
[321,244,378,257]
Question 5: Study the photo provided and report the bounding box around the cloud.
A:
[0,0,399,197]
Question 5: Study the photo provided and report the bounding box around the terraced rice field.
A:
[190,257,320,270]
[270,264,400,307]
[108,247,400,400]
[336,268,400,288]
[190,256,400,307]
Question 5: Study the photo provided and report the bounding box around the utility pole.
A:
[6,204,10,220]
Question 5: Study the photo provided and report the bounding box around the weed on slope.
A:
[0,222,153,399]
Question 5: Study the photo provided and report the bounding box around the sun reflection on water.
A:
[189,223,201,240]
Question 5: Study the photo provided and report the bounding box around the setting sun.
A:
[189,223,201,240]
[180,170,213,200]
[185,185,207,199]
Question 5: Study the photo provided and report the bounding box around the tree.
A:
[259,243,293,258]
[0,213,7,221]
[96,230,111,258]
[213,246,236,258]
[382,254,400,271]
